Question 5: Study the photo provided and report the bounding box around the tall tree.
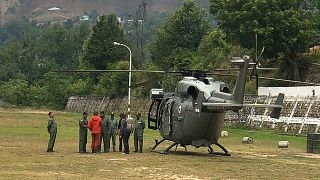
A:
[210,0,318,80]
[150,0,210,70]
[80,14,128,70]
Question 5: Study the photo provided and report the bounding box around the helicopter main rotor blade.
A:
[212,67,278,71]
[211,73,320,86]
[55,69,170,73]
[257,77,320,86]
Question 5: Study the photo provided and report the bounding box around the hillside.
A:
[0,0,210,24]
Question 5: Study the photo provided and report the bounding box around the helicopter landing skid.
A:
[149,139,179,155]
[150,139,229,156]
[208,143,231,156]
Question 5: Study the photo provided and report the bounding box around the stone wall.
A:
[66,96,150,116]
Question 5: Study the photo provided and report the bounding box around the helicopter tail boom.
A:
[203,93,284,119]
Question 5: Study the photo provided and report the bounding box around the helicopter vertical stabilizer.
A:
[232,55,250,104]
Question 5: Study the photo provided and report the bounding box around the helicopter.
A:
[146,55,284,156]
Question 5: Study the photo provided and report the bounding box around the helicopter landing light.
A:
[150,89,164,99]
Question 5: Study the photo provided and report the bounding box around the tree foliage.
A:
[150,0,210,70]
[210,0,318,80]
[210,0,317,59]
[80,14,128,70]
[0,20,91,109]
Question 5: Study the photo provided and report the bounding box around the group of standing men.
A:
[78,111,145,154]
[47,111,145,154]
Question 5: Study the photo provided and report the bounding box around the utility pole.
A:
[134,0,147,61]
[0,2,2,25]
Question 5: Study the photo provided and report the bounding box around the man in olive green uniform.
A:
[99,111,110,152]
[134,112,145,153]
[106,112,118,152]
[47,112,57,152]
[79,112,88,153]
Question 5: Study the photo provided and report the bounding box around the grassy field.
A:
[0,108,319,179]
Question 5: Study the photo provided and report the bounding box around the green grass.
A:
[0,108,319,179]
[225,128,307,149]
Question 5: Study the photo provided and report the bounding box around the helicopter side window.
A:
[148,100,161,130]
[187,86,198,99]
[203,78,209,85]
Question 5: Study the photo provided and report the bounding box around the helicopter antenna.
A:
[251,34,265,90]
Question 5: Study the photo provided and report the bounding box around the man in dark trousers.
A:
[47,112,57,152]
[79,112,88,153]
[134,112,145,153]
[107,112,118,152]
[118,112,126,152]
[121,113,133,154]
[99,111,109,153]
[87,112,102,153]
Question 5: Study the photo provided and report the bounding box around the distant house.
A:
[29,6,73,25]
[80,15,89,21]
[48,7,61,11]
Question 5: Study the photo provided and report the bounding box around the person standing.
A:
[79,112,88,153]
[87,112,102,153]
[99,111,109,153]
[47,112,57,152]
[121,113,133,154]
[107,112,118,152]
[118,113,126,152]
[134,112,145,153]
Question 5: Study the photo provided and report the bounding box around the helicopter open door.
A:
[148,89,164,130]
[148,100,161,130]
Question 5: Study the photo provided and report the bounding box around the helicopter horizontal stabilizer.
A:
[202,103,282,109]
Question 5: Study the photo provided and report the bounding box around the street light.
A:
[113,42,132,118]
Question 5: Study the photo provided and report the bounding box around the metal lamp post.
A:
[113,42,132,118]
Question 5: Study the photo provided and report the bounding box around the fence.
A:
[226,95,320,134]
[65,96,150,116]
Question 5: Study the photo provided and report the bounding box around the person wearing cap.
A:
[87,112,102,153]
[134,112,145,153]
[107,112,118,152]
[47,112,57,152]
[79,112,88,153]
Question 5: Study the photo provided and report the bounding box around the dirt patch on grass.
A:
[0,170,81,178]
[294,153,320,159]
[235,151,278,159]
